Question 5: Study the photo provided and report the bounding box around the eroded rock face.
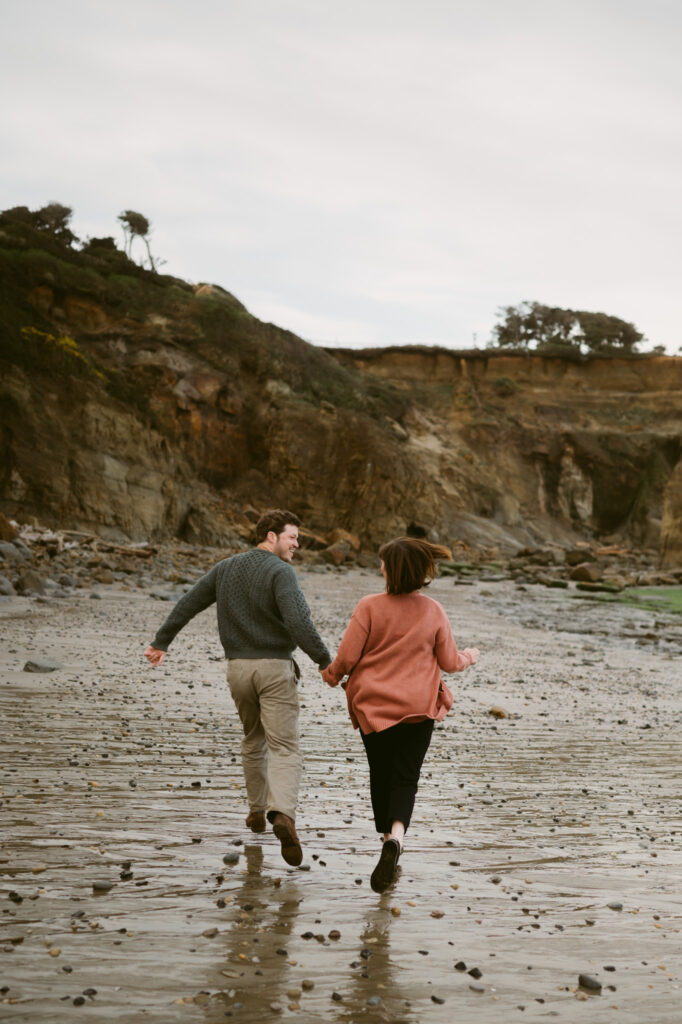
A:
[1,243,680,562]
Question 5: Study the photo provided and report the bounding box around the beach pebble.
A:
[431,994,445,1003]
[92,880,113,893]
[488,705,509,719]
[222,850,239,865]
[367,995,382,1006]
[578,974,602,993]
[607,901,623,911]
[23,659,63,673]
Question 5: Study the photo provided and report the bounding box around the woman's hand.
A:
[464,647,480,665]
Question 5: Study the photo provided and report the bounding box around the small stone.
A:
[391,907,401,916]
[488,705,509,719]
[301,979,314,990]
[331,991,343,1001]
[607,902,623,911]
[328,929,341,940]
[578,974,602,993]
[431,994,445,1004]
[222,850,239,865]
[286,988,302,999]
[202,928,218,938]
[73,996,86,1006]
[48,948,61,957]
[431,910,444,918]
[468,967,483,979]
[366,995,382,1006]
[23,659,63,673]
[92,880,114,893]
[454,961,467,971]
[269,1003,283,1013]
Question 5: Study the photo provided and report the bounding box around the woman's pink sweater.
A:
[325,590,474,733]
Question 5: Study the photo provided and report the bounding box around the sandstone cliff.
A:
[0,215,680,564]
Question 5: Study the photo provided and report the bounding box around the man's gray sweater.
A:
[151,548,331,667]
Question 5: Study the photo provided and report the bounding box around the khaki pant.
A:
[227,659,301,822]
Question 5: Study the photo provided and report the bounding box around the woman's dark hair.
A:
[255,509,301,543]
[378,537,451,595]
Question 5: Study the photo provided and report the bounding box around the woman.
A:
[321,537,479,893]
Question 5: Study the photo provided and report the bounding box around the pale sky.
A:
[3,0,681,352]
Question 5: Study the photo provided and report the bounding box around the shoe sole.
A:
[273,821,303,866]
[370,839,400,893]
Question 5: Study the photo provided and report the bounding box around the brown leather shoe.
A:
[245,810,266,833]
[271,812,303,866]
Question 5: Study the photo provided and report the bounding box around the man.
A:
[144,509,331,866]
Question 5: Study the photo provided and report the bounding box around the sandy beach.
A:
[1,569,681,1023]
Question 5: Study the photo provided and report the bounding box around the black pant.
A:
[360,719,434,834]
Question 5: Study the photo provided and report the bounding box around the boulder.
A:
[0,574,16,595]
[15,570,46,595]
[570,562,603,583]
[0,513,17,541]
[327,528,361,552]
[322,540,353,566]
[565,548,597,566]
[0,541,23,563]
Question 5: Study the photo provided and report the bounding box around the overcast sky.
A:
[4,0,681,352]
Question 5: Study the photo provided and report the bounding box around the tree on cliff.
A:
[117,209,162,271]
[1,202,77,245]
[490,301,643,354]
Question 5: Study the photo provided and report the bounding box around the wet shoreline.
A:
[1,573,681,1022]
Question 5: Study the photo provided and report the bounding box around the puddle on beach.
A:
[1,574,681,1022]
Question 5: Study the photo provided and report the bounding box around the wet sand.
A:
[1,570,681,1023]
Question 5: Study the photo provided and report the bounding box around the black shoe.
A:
[370,838,401,893]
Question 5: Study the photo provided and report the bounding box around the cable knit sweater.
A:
[151,548,331,667]
[324,590,474,733]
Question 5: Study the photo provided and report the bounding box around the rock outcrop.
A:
[0,215,680,564]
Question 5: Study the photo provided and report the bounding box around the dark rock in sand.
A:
[578,973,602,992]
[23,659,63,673]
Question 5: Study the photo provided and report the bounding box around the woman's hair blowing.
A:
[378,537,451,595]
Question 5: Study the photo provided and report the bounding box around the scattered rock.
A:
[0,574,16,595]
[578,973,602,993]
[15,570,46,595]
[488,705,509,719]
[23,659,63,673]
[570,562,603,583]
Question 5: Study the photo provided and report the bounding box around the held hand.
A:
[465,647,480,665]
[320,667,336,686]
[144,645,166,667]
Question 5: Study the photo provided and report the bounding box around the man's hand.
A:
[144,645,166,667]
[320,666,337,687]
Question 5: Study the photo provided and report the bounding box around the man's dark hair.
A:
[255,509,302,543]
[378,537,451,595]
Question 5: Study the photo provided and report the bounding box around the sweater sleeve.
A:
[272,568,331,668]
[324,601,370,685]
[151,565,219,651]
[434,608,473,673]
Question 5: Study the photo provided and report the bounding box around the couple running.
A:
[145,509,479,894]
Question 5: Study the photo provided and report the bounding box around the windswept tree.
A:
[490,301,643,354]
[117,209,161,271]
[2,202,77,245]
